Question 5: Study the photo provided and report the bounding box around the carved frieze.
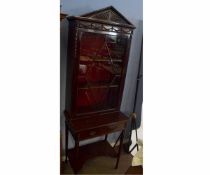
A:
[76,21,133,34]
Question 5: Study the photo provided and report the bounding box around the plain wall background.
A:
[60,0,143,150]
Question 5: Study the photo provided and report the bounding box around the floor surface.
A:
[61,149,133,174]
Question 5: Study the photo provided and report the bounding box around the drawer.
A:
[78,123,125,140]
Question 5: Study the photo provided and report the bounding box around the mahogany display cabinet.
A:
[64,6,135,174]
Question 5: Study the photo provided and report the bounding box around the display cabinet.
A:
[64,6,135,173]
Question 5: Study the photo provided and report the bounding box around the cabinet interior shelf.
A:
[80,56,123,62]
[79,84,119,90]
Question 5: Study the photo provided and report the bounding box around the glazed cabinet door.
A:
[74,30,130,116]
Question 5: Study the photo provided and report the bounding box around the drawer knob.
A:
[89,131,96,136]
[109,125,116,129]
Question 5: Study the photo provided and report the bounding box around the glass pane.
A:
[78,62,122,86]
[76,87,119,114]
[79,32,127,61]
[76,31,128,114]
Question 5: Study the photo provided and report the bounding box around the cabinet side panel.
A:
[65,21,77,117]
[116,35,132,109]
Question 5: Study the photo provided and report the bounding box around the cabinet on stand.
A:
[64,6,135,174]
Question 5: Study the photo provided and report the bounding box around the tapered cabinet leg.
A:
[104,134,108,141]
[74,138,80,174]
[113,133,122,148]
[75,139,79,160]
[115,130,124,169]
[65,122,68,163]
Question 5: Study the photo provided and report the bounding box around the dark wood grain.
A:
[60,13,68,21]
[65,111,127,132]
[64,6,135,174]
